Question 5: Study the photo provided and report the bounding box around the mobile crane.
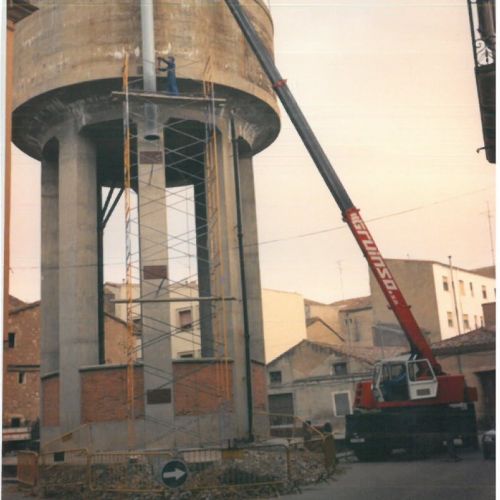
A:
[223,0,478,459]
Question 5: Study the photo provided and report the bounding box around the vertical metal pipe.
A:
[140,0,157,92]
[97,184,105,364]
[231,117,254,442]
[140,0,160,140]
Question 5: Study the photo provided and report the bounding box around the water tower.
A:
[12,0,279,451]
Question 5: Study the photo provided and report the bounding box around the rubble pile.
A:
[36,444,335,499]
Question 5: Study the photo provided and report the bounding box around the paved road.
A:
[284,450,495,500]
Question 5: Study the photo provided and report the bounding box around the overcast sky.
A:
[9,0,495,303]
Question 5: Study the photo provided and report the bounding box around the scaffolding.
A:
[114,53,234,449]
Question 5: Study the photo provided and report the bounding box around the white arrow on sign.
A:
[163,468,186,481]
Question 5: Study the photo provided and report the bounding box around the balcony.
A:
[467,0,496,163]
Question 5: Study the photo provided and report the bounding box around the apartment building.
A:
[371,260,495,343]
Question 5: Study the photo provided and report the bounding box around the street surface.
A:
[284,450,495,500]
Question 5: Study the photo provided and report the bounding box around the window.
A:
[269,393,294,426]
[11,417,21,428]
[408,359,434,382]
[7,332,15,348]
[459,280,465,296]
[134,335,143,360]
[179,352,194,359]
[482,285,488,299]
[469,282,474,297]
[463,314,470,331]
[447,312,454,328]
[442,276,449,291]
[178,309,193,330]
[269,371,282,384]
[332,392,351,416]
[18,372,26,384]
[332,362,348,376]
[133,318,142,335]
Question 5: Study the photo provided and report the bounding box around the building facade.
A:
[105,283,309,363]
[266,340,402,436]
[305,296,373,348]
[370,259,495,344]
[432,302,496,428]
[3,297,131,429]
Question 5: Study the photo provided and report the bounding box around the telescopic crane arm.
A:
[223,0,441,373]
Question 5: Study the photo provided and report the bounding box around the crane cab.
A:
[373,356,438,403]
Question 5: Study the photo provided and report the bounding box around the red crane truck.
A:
[223,0,478,460]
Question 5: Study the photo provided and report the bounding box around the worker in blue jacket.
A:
[157,55,179,96]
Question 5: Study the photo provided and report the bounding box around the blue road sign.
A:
[161,459,189,488]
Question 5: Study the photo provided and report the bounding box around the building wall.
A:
[305,302,342,333]
[105,284,309,362]
[306,320,344,346]
[4,304,40,426]
[482,302,495,328]
[261,289,307,362]
[432,264,496,340]
[286,377,365,435]
[436,350,495,426]
[41,374,59,427]
[80,366,144,423]
[339,307,373,347]
[267,341,372,435]
[104,314,136,364]
[4,300,137,428]
[371,260,441,343]
[370,259,495,343]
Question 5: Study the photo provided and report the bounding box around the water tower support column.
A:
[58,125,100,432]
[136,124,174,448]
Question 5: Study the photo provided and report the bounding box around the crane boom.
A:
[223,0,440,371]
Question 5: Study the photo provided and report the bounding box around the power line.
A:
[254,187,493,247]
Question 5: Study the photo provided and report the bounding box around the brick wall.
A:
[4,299,135,428]
[174,360,233,416]
[41,374,59,427]
[251,361,267,412]
[3,302,40,425]
[104,314,131,364]
[81,366,144,423]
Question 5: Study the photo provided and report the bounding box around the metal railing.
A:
[467,0,496,68]
[34,427,335,496]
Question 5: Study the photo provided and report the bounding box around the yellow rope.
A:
[123,52,135,450]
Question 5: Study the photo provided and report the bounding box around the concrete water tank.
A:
[12,0,280,451]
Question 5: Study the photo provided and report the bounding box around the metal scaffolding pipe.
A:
[140,0,160,140]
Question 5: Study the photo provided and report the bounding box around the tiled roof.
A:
[469,266,496,279]
[304,298,329,306]
[385,258,496,278]
[329,296,372,311]
[268,339,404,366]
[8,295,27,310]
[9,300,40,315]
[432,327,495,355]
